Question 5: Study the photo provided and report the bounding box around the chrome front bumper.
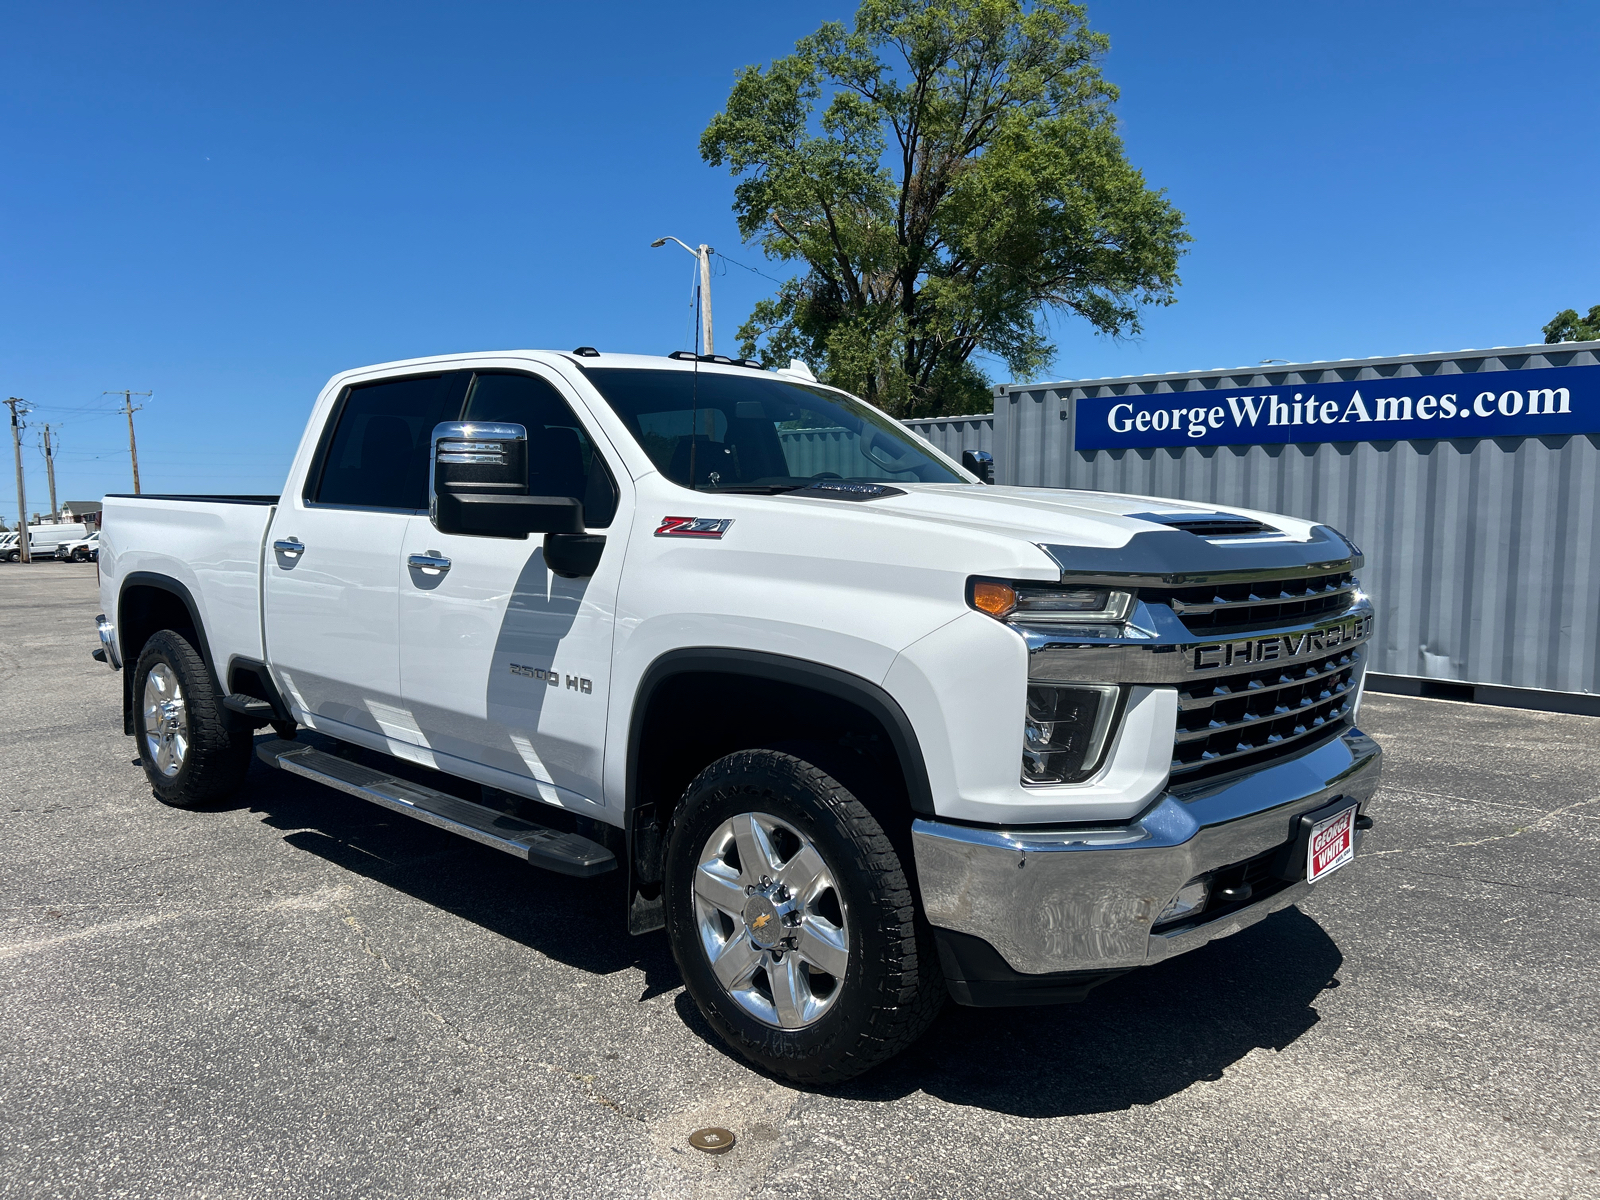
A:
[912,728,1382,976]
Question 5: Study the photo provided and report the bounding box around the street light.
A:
[652,236,714,355]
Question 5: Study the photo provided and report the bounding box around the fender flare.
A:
[622,647,935,933]
[117,571,222,735]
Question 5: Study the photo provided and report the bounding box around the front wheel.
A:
[663,749,943,1083]
[132,630,253,807]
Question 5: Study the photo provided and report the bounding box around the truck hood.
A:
[845,484,1328,548]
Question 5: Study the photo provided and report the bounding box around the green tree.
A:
[1543,305,1600,344]
[701,0,1189,418]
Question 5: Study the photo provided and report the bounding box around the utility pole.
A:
[697,243,713,355]
[6,398,32,564]
[105,390,151,494]
[651,237,715,355]
[41,424,59,519]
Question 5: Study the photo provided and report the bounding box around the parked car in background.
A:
[56,533,100,562]
[4,522,90,561]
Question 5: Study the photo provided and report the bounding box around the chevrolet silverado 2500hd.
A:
[94,349,1380,1082]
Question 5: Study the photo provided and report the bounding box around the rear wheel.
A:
[663,749,942,1083]
[132,630,252,807]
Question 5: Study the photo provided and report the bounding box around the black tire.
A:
[663,749,943,1083]
[132,630,252,807]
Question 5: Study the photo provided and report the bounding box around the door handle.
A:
[408,552,451,573]
[273,538,304,558]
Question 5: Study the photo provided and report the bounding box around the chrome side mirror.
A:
[430,422,584,538]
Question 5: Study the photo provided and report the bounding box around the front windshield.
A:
[580,367,965,491]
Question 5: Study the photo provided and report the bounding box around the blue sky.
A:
[2,0,1596,507]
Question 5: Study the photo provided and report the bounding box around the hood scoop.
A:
[1129,511,1279,538]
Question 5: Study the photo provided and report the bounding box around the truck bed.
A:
[100,494,281,673]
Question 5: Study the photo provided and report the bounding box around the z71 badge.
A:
[655,516,733,539]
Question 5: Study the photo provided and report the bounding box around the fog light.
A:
[1021,683,1120,784]
[1156,878,1209,925]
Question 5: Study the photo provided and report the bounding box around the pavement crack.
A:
[1364,797,1600,858]
[531,1059,646,1123]
[1372,863,1598,903]
[340,910,465,1043]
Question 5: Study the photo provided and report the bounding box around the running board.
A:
[255,739,615,877]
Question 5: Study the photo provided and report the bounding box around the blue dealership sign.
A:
[1074,364,1598,450]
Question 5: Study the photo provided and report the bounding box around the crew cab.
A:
[94,349,1381,1082]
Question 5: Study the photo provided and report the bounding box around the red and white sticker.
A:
[1307,805,1358,883]
[655,516,733,539]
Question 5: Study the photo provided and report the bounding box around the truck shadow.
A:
[232,744,1340,1117]
[231,749,683,999]
[815,905,1344,1117]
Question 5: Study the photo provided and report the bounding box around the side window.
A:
[312,374,463,510]
[462,372,619,528]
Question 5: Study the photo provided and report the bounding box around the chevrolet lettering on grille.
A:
[1191,613,1373,672]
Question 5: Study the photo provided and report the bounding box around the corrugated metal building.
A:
[968,342,1600,712]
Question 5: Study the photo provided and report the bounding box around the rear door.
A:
[264,371,466,757]
[398,367,629,809]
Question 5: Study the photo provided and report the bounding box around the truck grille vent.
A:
[1170,648,1364,781]
[1144,570,1356,634]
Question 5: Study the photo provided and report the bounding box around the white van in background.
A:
[3,523,90,561]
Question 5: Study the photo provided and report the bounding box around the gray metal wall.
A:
[994,344,1600,700]
[778,427,856,477]
[780,415,994,476]
[904,414,993,461]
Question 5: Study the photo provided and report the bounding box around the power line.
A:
[715,251,788,287]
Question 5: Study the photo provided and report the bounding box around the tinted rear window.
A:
[313,374,463,510]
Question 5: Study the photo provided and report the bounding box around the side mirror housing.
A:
[430,422,585,537]
[962,449,995,484]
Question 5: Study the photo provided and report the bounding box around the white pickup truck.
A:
[94,348,1380,1082]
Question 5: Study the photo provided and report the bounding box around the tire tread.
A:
[664,748,943,1083]
[134,630,252,807]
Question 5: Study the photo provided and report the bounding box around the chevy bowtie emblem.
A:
[751,913,772,930]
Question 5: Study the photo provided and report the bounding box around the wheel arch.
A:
[117,572,221,736]
[623,648,934,934]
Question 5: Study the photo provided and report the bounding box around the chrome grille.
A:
[1171,647,1364,781]
[1144,570,1356,635]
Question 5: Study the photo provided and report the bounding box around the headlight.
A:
[969,579,1134,624]
[1022,683,1121,785]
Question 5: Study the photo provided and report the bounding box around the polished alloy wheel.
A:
[142,662,189,778]
[692,812,850,1029]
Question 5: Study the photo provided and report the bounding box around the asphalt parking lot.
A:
[2,563,1597,1200]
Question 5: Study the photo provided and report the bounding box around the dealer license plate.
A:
[1307,805,1358,883]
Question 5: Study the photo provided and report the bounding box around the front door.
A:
[398,368,629,812]
[264,370,466,758]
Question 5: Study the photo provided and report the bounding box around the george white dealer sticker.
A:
[1307,805,1358,883]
